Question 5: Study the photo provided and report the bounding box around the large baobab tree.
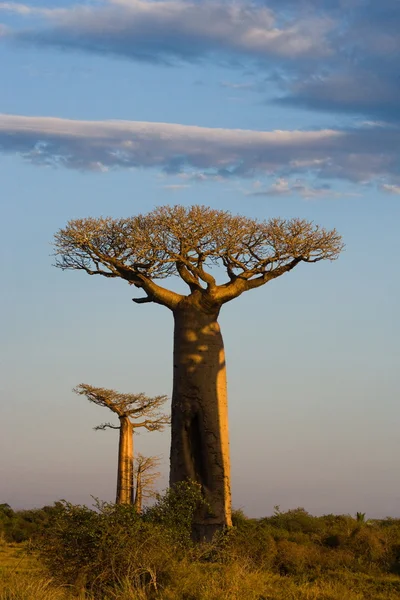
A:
[56,205,343,538]
[74,384,169,505]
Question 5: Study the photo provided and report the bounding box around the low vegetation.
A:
[1,488,400,599]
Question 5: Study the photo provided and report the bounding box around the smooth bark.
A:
[134,468,143,514]
[116,416,134,504]
[170,299,232,540]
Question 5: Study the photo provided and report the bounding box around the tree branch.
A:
[86,269,118,278]
[75,384,170,436]
[135,276,183,310]
[55,208,343,312]
[132,418,170,431]
[94,422,121,431]
[214,257,303,304]
[176,261,203,292]
[245,257,302,290]
[132,296,153,304]
[196,256,216,290]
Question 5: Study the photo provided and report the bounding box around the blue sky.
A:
[0,0,399,517]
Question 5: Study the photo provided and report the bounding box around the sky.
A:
[0,0,399,518]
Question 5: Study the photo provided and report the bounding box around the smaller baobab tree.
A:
[133,454,162,513]
[73,384,169,505]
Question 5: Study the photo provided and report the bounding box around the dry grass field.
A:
[2,497,400,599]
[2,540,400,600]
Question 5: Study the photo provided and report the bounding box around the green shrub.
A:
[144,480,205,546]
[348,526,386,563]
[218,524,277,569]
[33,482,206,596]
[275,539,320,575]
[34,501,178,595]
[230,508,252,529]
[264,507,324,535]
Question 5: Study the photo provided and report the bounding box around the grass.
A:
[0,542,73,600]
[3,496,400,599]
[1,543,400,600]
[0,542,41,576]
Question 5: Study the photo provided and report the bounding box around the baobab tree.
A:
[133,454,162,513]
[73,384,169,505]
[56,205,343,538]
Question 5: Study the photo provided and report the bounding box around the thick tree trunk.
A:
[134,468,142,514]
[116,416,134,504]
[170,301,232,540]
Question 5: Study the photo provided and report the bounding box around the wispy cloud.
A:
[220,81,257,91]
[247,178,357,199]
[381,183,400,195]
[161,184,191,191]
[2,1,398,123]
[0,2,65,17]
[272,0,400,122]
[1,1,332,64]
[0,2,38,15]
[1,114,400,191]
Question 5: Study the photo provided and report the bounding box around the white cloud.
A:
[1,114,400,191]
[1,2,399,122]
[162,184,191,191]
[0,2,36,15]
[0,113,342,172]
[3,2,399,122]
[0,2,63,17]
[247,178,354,199]
[3,1,332,62]
[220,81,257,91]
[381,184,400,195]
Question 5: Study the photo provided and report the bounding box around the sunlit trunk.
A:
[134,467,143,513]
[116,416,134,504]
[170,302,232,540]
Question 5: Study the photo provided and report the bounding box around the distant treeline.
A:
[0,502,62,543]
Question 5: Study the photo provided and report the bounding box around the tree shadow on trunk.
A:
[171,306,231,541]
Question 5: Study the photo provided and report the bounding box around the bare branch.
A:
[245,257,302,291]
[176,261,203,292]
[134,454,162,501]
[94,422,120,431]
[132,415,171,431]
[74,384,124,416]
[55,206,343,309]
[74,384,170,431]
[196,256,216,290]
[136,277,183,309]
[132,296,153,304]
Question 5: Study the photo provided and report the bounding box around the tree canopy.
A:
[54,205,344,309]
[73,384,170,431]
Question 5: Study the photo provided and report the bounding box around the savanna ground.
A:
[1,486,400,600]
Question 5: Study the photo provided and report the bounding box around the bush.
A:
[7,496,400,598]
[275,539,320,575]
[144,480,205,545]
[34,501,179,595]
[216,522,277,569]
[264,507,323,535]
[348,526,386,564]
[34,482,206,596]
